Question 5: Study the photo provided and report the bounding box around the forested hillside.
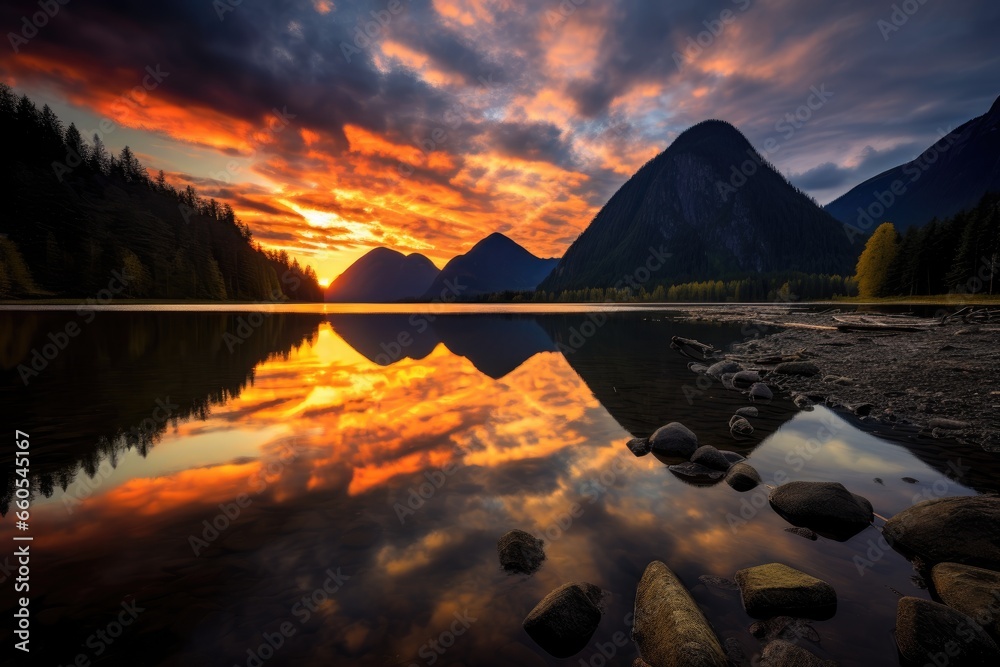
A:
[0,84,323,301]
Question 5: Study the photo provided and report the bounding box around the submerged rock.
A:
[707,360,742,378]
[497,530,545,575]
[932,563,1000,641]
[720,450,746,464]
[750,383,773,402]
[760,640,836,666]
[523,582,604,658]
[774,361,820,376]
[768,481,873,541]
[733,370,762,388]
[627,437,651,457]
[688,362,709,374]
[895,597,999,665]
[632,561,728,667]
[749,616,821,643]
[725,463,762,492]
[736,406,759,418]
[649,422,699,458]
[698,575,739,591]
[669,462,725,483]
[734,563,837,620]
[928,418,970,430]
[691,445,732,471]
[883,496,1000,570]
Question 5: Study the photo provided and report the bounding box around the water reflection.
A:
[0,310,996,667]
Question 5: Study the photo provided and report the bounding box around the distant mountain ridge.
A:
[825,94,1000,236]
[325,248,439,303]
[540,120,855,293]
[423,233,558,299]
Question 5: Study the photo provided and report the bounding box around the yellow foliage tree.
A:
[854,222,899,298]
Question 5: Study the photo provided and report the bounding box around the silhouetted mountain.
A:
[327,313,556,379]
[424,233,558,298]
[326,248,440,302]
[826,94,1000,235]
[540,120,855,293]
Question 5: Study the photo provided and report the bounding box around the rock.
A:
[768,481,874,541]
[707,360,742,378]
[669,462,724,483]
[931,563,1000,641]
[632,561,728,667]
[688,362,709,374]
[759,640,836,666]
[724,638,747,665]
[901,477,918,484]
[822,375,853,386]
[729,416,755,438]
[784,527,818,541]
[733,370,762,388]
[928,418,970,430]
[774,361,820,376]
[749,616,821,643]
[627,437,651,457]
[849,403,874,417]
[734,563,837,620]
[883,496,1000,570]
[792,393,814,409]
[721,373,738,391]
[497,530,545,575]
[649,422,699,458]
[750,383,773,402]
[736,406,759,418]
[691,445,731,471]
[720,450,746,464]
[726,463,762,492]
[895,597,999,665]
[522,582,604,658]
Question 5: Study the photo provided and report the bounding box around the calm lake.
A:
[1,305,997,666]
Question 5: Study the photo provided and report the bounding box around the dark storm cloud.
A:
[488,120,575,164]
[789,142,926,191]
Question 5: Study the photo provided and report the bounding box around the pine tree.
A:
[854,222,899,299]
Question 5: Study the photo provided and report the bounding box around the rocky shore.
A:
[677,306,1000,451]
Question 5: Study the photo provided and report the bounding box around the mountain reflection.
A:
[1,310,997,667]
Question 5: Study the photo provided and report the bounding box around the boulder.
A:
[895,597,999,665]
[649,422,699,458]
[707,360,742,378]
[928,418,970,430]
[734,563,837,620]
[720,450,746,464]
[729,416,754,438]
[774,362,820,376]
[523,582,604,658]
[736,406,759,418]
[632,561,728,667]
[688,362,709,374]
[768,482,873,541]
[750,383,773,402]
[669,462,724,484]
[691,445,732,471]
[760,640,836,666]
[497,530,545,575]
[726,463,762,492]
[733,370,762,388]
[627,437,651,457]
[931,563,1000,641]
[883,496,1000,570]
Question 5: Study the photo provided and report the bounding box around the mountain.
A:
[423,232,558,299]
[539,120,856,293]
[825,95,1000,234]
[325,248,439,302]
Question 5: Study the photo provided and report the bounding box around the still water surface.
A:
[1,307,997,666]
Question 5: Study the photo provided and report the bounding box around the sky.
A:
[1,0,998,284]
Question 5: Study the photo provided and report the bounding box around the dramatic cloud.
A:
[1,0,998,282]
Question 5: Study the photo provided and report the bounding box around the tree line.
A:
[0,83,323,301]
[854,194,1000,298]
